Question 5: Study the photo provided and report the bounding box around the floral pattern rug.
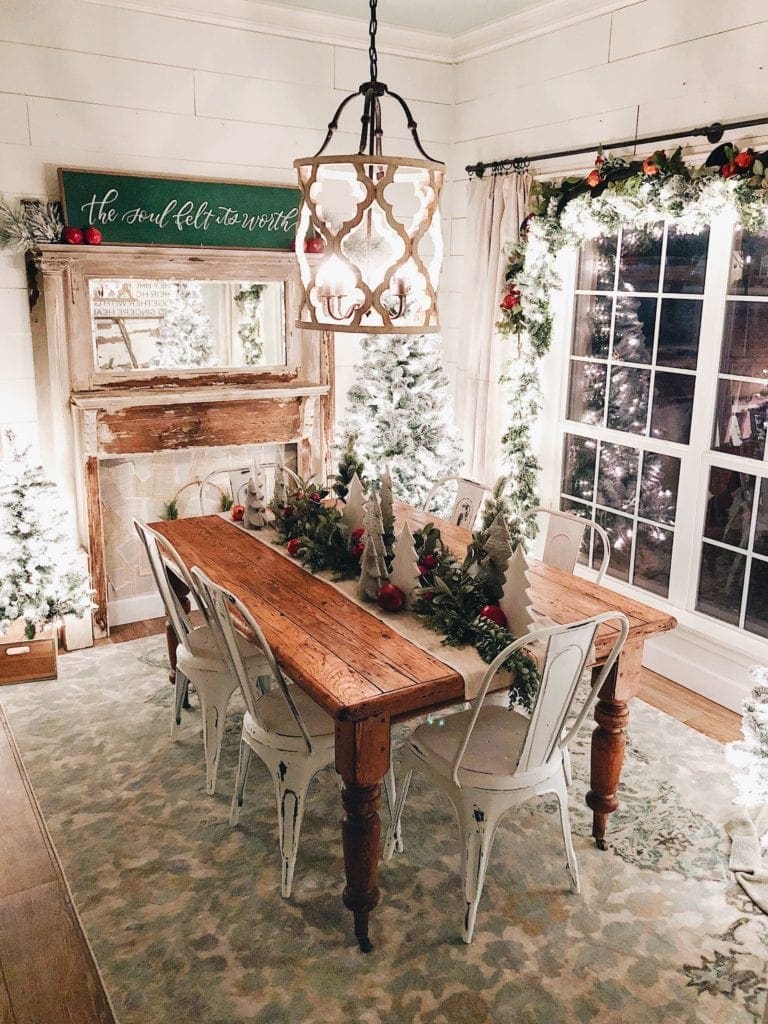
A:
[1,636,766,1024]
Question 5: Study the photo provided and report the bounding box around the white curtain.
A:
[455,173,531,486]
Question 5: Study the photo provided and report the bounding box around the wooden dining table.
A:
[152,503,676,952]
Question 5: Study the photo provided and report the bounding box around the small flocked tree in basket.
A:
[0,434,93,639]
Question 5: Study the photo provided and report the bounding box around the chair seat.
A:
[179,624,267,673]
[409,706,560,791]
[244,685,335,748]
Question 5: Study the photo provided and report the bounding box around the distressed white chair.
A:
[384,612,629,943]
[198,463,303,513]
[422,475,492,529]
[134,519,268,795]
[191,567,335,897]
[193,566,402,895]
[531,506,611,583]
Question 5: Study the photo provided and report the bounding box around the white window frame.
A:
[540,213,768,711]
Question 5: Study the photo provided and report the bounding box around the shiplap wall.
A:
[2,0,767,455]
[0,0,451,456]
[441,0,768,388]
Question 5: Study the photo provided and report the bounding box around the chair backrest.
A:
[133,519,204,645]
[191,566,313,754]
[451,612,629,787]
[532,506,611,584]
[422,476,491,529]
[198,463,303,513]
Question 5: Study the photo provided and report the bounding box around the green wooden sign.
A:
[58,168,300,250]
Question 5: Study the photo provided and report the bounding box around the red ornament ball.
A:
[350,542,365,559]
[376,582,405,612]
[230,504,245,522]
[420,588,435,603]
[586,169,602,188]
[351,527,365,542]
[63,226,83,245]
[303,235,325,254]
[721,161,738,179]
[501,290,520,311]
[84,226,103,245]
[287,538,302,557]
[734,150,755,170]
[480,604,508,628]
[309,492,322,502]
[419,553,438,573]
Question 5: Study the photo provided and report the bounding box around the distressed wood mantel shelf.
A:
[70,382,329,411]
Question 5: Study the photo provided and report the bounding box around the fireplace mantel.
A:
[30,244,335,635]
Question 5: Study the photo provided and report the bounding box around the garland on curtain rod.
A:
[496,140,768,517]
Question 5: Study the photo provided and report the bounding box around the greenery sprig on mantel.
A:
[496,139,768,519]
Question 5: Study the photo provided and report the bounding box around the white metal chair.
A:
[193,566,403,895]
[384,612,629,943]
[532,506,611,583]
[198,463,303,513]
[134,519,268,795]
[422,475,492,529]
[191,567,338,898]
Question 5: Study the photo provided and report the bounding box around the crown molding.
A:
[452,0,643,61]
[84,0,455,62]
[86,0,645,64]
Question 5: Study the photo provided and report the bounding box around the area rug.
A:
[1,636,766,1024]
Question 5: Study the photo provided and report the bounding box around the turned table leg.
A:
[585,642,643,850]
[165,569,191,689]
[335,714,390,953]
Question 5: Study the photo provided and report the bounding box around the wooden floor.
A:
[0,707,116,1024]
[107,616,744,743]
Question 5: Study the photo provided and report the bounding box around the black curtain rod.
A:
[465,115,768,178]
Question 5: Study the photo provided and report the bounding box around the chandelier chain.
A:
[368,0,378,83]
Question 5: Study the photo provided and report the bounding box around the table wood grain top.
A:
[152,506,676,723]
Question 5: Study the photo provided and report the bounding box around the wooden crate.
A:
[0,620,58,686]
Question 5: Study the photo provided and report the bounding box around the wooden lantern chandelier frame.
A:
[293,0,445,335]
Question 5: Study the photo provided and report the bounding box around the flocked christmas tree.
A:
[156,282,216,368]
[0,434,92,638]
[726,669,768,845]
[341,333,463,509]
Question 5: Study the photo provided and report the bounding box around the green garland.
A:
[234,283,265,365]
[268,460,541,709]
[496,140,768,517]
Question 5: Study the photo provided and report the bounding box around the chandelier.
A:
[293,0,444,334]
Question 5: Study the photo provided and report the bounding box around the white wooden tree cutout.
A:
[342,472,366,533]
[245,466,267,530]
[358,492,388,601]
[500,545,535,638]
[389,522,421,608]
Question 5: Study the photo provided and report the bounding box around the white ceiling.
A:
[263,0,542,37]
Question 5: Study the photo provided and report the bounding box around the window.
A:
[556,217,768,645]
